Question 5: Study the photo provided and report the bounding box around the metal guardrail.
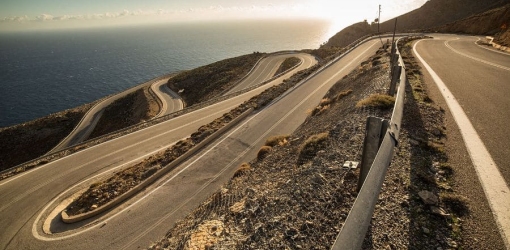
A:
[331,37,408,250]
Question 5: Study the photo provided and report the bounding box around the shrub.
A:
[334,89,353,101]
[265,135,290,147]
[257,146,272,160]
[441,193,469,216]
[233,163,252,178]
[298,132,329,164]
[356,94,395,109]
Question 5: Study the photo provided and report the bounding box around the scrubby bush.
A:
[265,135,290,147]
[233,163,252,178]
[257,146,272,160]
[297,132,329,164]
[356,94,395,109]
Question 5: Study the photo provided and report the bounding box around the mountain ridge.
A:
[323,0,510,48]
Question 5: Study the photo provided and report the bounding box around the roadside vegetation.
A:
[356,94,395,109]
[297,132,329,165]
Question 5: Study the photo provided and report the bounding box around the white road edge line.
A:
[414,39,510,248]
[474,37,510,56]
[445,38,510,71]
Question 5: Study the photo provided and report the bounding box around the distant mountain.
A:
[434,4,510,46]
[321,21,376,48]
[378,0,509,33]
[323,0,510,48]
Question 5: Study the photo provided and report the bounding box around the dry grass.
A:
[356,94,395,109]
[311,90,353,116]
[265,135,290,147]
[311,99,332,116]
[440,193,470,216]
[233,163,252,178]
[257,146,272,160]
[334,89,353,101]
[297,132,329,164]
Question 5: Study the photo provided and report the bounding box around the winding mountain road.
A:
[48,52,305,154]
[0,51,323,249]
[4,33,508,249]
[0,37,385,248]
[224,53,303,95]
[48,77,178,154]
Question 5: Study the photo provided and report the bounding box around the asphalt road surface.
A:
[414,34,510,247]
[414,35,510,185]
[47,79,171,153]
[150,78,184,117]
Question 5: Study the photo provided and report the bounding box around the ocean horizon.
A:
[0,19,333,128]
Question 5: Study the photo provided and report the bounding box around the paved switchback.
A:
[0,52,318,249]
[150,78,184,117]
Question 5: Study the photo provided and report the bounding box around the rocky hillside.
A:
[379,0,509,33]
[323,0,510,48]
[88,87,157,139]
[167,53,264,106]
[322,21,376,48]
[434,4,510,46]
[0,102,96,171]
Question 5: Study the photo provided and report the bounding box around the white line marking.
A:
[445,38,510,71]
[415,39,510,248]
[474,38,510,56]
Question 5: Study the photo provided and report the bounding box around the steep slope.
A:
[435,4,510,46]
[379,0,509,32]
[323,21,376,48]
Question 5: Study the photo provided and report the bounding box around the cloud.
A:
[2,15,30,22]
[1,3,327,28]
[53,15,71,21]
[36,14,54,21]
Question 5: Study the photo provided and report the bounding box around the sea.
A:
[0,19,333,128]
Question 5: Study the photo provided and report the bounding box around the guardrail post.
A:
[388,65,401,96]
[357,117,389,192]
[390,42,396,57]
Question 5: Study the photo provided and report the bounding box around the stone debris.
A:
[186,220,225,250]
[430,206,450,217]
[418,190,439,205]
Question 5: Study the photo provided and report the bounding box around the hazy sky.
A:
[0,0,428,31]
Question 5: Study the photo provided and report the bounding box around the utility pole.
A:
[378,4,381,34]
